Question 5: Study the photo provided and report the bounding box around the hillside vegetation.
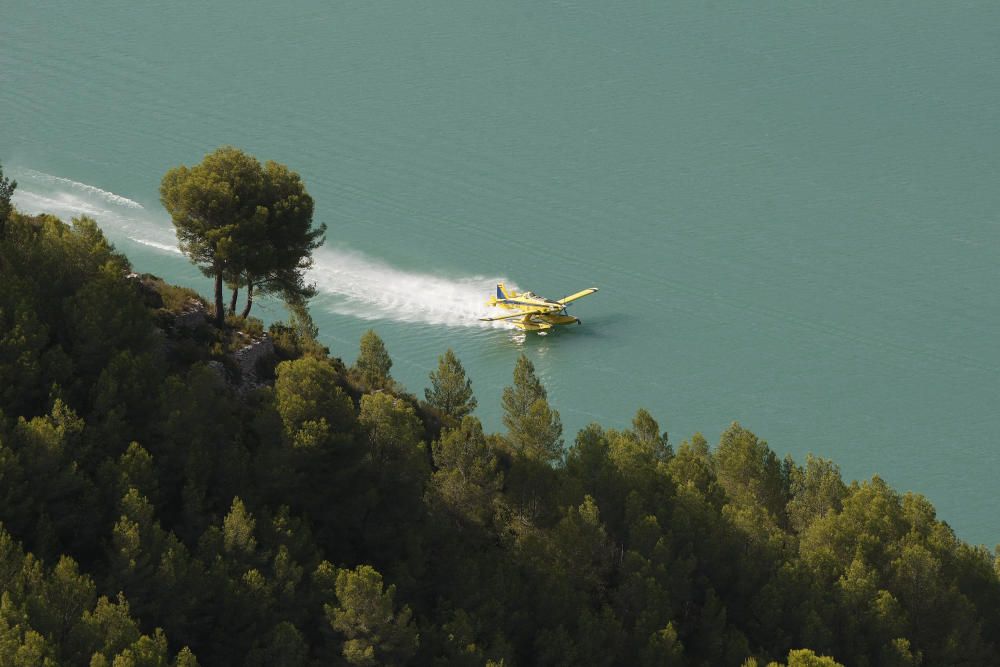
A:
[1,203,999,665]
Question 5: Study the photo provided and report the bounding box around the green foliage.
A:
[222,497,257,559]
[502,353,546,418]
[358,393,426,476]
[0,212,142,418]
[245,621,307,667]
[501,354,563,464]
[0,292,48,414]
[79,594,142,660]
[715,422,786,518]
[159,147,325,325]
[0,162,15,233]
[429,417,502,526]
[667,433,725,506]
[269,298,327,361]
[761,648,844,667]
[160,147,265,324]
[787,455,847,533]
[630,408,670,461]
[425,348,477,422]
[12,401,100,557]
[551,496,614,596]
[139,275,204,314]
[224,313,264,338]
[353,329,393,388]
[0,524,196,666]
[641,623,684,667]
[275,357,354,448]
[327,565,418,666]
[1,212,1000,667]
[238,160,326,314]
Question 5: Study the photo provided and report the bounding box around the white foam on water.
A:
[13,189,110,220]
[129,237,183,254]
[309,246,516,329]
[10,167,180,254]
[13,168,144,209]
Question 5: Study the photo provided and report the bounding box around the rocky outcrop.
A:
[173,299,207,330]
[206,333,276,394]
[232,334,275,392]
[127,272,164,308]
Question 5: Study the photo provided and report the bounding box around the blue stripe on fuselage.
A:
[506,300,558,307]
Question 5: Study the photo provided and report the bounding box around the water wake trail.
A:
[10,167,180,252]
[309,247,515,328]
[14,168,144,209]
[10,167,512,329]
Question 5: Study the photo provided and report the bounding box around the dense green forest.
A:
[1,165,999,666]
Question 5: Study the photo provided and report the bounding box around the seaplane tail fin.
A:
[496,283,513,300]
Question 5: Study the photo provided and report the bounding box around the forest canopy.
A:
[1,186,998,665]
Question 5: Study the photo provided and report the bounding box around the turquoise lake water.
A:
[2,1,998,543]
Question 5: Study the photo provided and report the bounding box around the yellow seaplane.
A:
[480,283,599,331]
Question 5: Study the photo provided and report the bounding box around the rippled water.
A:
[2,1,998,543]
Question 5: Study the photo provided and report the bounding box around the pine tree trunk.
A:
[229,286,239,315]
[240,282,255,319]
[214,272,224,327]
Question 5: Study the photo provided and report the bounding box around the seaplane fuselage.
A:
[481,283,598,331]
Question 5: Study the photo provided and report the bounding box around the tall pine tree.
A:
[425,348,477,421]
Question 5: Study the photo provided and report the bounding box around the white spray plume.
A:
[309,247,514,328]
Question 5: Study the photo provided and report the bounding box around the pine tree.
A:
[715,422,786,518]
[429,416,502,526]
[326,565,418,666]
[353,330,393,388]
[159,147,325,325]
[233,160,325,319]
[641,623,684,667]
[222,497,257,561]
[501,354,546,420]
[77,594,142,662]
[159,147,267,326]
[275,357,355,448]
[425,349,477,421]
[786,455,847,533]
[630,408,670,461]
[358,393,425,474]
[501,354,563,464]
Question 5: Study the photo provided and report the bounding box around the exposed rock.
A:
[232,334,275,393]
[200,336,275,395]
[174,299,207,330]
[127,272,165,308]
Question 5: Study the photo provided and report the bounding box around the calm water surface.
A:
[2,1,998,542]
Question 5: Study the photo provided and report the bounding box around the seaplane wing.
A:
[479,307,549,322]
[558,287,599,305]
